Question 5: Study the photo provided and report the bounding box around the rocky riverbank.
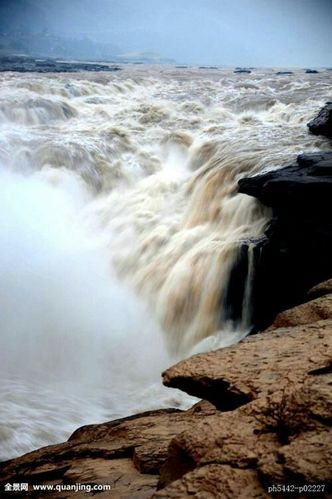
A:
[1,104,331,498]
[0,283,331,497]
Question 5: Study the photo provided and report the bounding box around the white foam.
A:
[0,169,195,460]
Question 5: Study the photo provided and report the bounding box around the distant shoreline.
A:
[0,54,329,74]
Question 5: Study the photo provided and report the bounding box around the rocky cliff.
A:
[226,150,332,332]
[0,284,331,497]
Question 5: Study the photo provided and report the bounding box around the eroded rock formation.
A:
[0,406,215,498]
[1,285,331,497]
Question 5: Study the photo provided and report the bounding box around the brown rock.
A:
[153,464,269,499]
[152,319,332,497]
[267,294,332,331]
[157,406,275,489]
[156,377,332,497]
[1,302,331,498]
[0,406,215,498]
[268,279,332,331]
[280,429,332,483]
[253,377,332,492]
[307,279,332,300]
[162,321,332,407]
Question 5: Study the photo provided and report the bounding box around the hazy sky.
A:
[1,0,331,66]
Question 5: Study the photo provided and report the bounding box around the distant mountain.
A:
[0,0,175,64]
[0,0,121,60]
[0,0,46,34]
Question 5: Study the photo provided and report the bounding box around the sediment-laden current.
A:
[0,65,331,460]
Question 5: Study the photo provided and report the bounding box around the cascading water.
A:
[0,66,331,460]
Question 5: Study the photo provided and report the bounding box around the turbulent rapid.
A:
[0,65,331,460]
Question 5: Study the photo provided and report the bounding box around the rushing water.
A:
[0,65,331,460]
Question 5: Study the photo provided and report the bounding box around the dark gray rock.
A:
[0,55,122,73]
[225,152,332,331]
[307,102,332,139]
[234,68,251,74]
[238,152,332,211]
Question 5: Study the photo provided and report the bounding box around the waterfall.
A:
[0,66,329,459]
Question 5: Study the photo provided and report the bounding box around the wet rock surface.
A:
[226,150,332,331]
[234,68,252,74]
[238,151,332,211]
[307,102,332,139]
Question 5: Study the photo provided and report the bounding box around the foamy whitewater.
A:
[0,66,331,460]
